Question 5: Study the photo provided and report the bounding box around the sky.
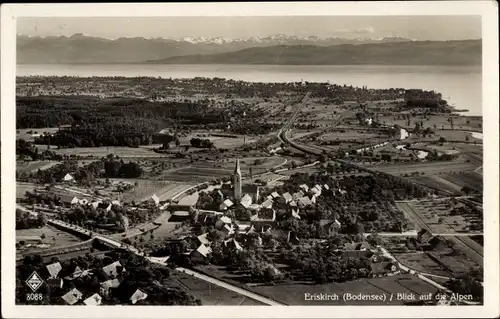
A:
[17,16,481,40]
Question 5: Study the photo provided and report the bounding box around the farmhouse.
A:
[261,198,273,209]
[99,279,121,296]
[240,194,253,209]
[62,288,83,305]
[46,262,62,278]
[318,219,341,238]
[130,289,148,305]
[102,261,125,277]
[191,244,212,263]
[63,173,74,182]
[84,293,103,306]
[343,242,371,251]
[219,199,234,211]
[291,208,300,219]
[16,236,42,245]
[282,192,293,203]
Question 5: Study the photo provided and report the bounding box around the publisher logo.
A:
[26,272,43,292]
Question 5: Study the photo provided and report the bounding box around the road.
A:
[175,267,284,306]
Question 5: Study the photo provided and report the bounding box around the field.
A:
[171,273,264,305]
[39,145,165,158]
[246,275,435,305]
[393,253,453,277]
[16,182,39,199]
[16,160,61,173]
[178,134,258,149]
[17,127,61,142]
[159,157,285,183]
[106,179,195,202]
[370,161,477,176]
[16,225,84,256]
[196,266,436,305]
[378,114,482,132]
[396,200,483,234]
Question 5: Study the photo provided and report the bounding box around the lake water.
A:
[17,64,482,116]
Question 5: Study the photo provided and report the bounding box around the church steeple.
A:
[233,158,242,201]
[234,158,241,175]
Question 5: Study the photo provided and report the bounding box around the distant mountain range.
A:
[17,34,481,65]
[146,40,482,66]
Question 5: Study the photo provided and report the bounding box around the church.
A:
[219,159,260,209]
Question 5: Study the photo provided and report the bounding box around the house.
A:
[370,260,399,278]
[224,238,243,251]
[282,192,293,203]
[338,188,347,195]
[310,194,319,204]
[310,185,322,196]
[62,288,83,305]
[146,256,170,266]
[240,194,253,208]
[102,261,125,278]
[299,184,309,192]
[343,242,371,251]
[63,173,74,182]
[150,194,160,206]
[90,201,101,209]
[111,200,121,206]
[219,199,234,211]
[191,244,212,263]
[323,184,330,191]
[197,233,210,246]
[16,236,42,245]
[291,208,300,219]
[70,196,80,205]
[417,229,433,244]
[215,215,232,229]
[289,201,297,208]
[266,195,273,201]
[47,278,63,289]
[318,220,339,238]
[261,198,273,209]
[99,279,121,296]
[46,262,62,278]
[130,289,148,305]
[83,293,103,306]
[253,208,276,222]
[297,196,313,207]
[222,224,235,236]
[292,191,304,200]
[271,192,280,199]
